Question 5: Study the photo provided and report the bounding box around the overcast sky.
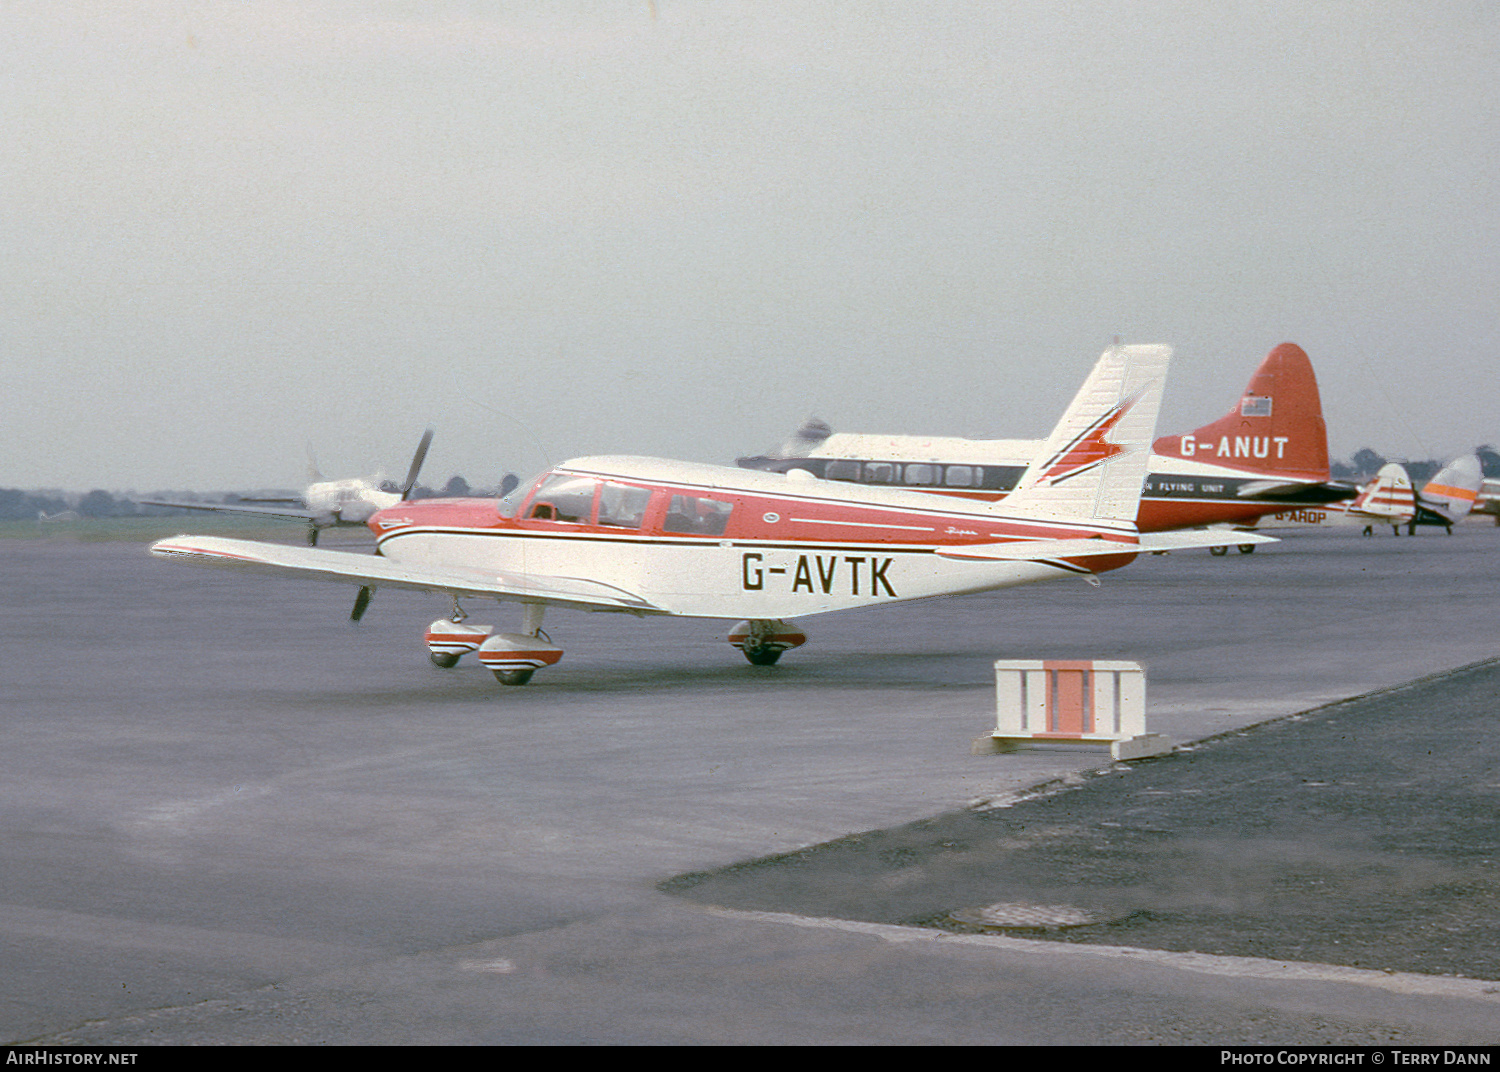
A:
[3,1,1497,491]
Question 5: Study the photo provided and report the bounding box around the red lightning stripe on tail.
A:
[1032,396,1136,486]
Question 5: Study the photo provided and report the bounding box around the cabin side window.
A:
[596,483,653,529]
[862,462,898,485]
[527,474,597,523]
[903,463,937,486]
[662,494,733,536]
[823,460,861,483]
[943,465,977,488]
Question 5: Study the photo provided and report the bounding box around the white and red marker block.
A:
[976,659,1171,760]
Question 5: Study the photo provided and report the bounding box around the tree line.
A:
[1330,446,1500,486]
[0,475,512,521]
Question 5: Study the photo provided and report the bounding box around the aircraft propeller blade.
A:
[351,585,373,622]
[400,428,435,501]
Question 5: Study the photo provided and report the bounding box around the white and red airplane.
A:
[150,345,1273,686]
[1256,455,1483,536]
[140,430,434,545]
[738,343,1353,550]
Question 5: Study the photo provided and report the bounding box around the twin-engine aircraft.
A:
[738,343,1353,550]
[151,345,1273,686]
[140,430,434,545]
[1256,455,1483,536]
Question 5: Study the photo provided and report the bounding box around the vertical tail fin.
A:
[1153,342,1331,480]
[306,443,325,485]
[1419,455,1482,523]
[1003,345,1171,523]
[1351,463,1416,520]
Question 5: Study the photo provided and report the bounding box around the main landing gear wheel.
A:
[1238,544,1256,554]
[1210,545,1228,556]
[728,619,807,666]
[476,605,562,687]
[425,614,493,670]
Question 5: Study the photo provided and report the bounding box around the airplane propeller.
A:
[349,427,433,618]
[400,427,435,501]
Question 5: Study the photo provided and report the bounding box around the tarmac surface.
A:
[665,658,1500,980]
[2,517,1499,1045]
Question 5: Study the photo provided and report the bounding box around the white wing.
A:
[150,536,664,614]
[138,499,317,521]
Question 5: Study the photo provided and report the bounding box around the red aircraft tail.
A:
[1152,343,1331,481]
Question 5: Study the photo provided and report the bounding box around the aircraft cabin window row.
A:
[821,459,989,489]
[515,475,732,535]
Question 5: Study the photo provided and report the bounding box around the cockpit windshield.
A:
[497,470,547,519]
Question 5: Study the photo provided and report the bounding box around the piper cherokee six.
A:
[150,345,1273,686]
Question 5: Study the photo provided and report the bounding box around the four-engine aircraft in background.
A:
[150,345,1276,687]
[737,343,1355,552]
[140,430,434,545]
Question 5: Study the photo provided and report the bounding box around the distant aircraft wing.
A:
[138,499,319,521]
[150,535,664,614]
[935,529,1277,561]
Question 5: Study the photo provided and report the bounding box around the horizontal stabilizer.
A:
[1137,529,1278,551]
[1234,480,1317,500]
[936,538,1140,561]
[936,528,1277,561]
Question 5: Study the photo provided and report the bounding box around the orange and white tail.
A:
[1419,455,1483,524]
[1153,342,1331,480]
[1005,344,1170,524]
